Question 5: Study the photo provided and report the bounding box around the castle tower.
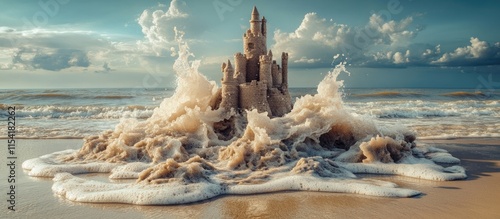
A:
[220,60,239,112]
[271,60,282,86]
[244,6,267,82]
[259,51,273,88]
[281,52,289,86]
[261,16,267,37]
[234,53,247,84]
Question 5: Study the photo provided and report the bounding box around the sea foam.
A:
[23,35,467,205]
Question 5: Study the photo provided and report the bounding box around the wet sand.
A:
[2,138,499,219]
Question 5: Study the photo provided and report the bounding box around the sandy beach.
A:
[2,138,499,219]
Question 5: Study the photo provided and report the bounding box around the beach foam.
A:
[23,35,467,205]
[51,172,421,205]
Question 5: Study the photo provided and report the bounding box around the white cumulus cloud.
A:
[294,56,321,64]
[137,0,198,56]
[271,12,500,68]
[271,12,421,68]
[432,37,500,66]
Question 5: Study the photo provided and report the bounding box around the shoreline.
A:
[3,138,500,218]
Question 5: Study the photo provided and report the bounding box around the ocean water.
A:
[1,87,499,139]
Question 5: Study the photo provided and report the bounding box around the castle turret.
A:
[222,60,235,83]
[281,52,289,86]
[272,60,282,86]
[261,16,267,36]
[234,53,247,84]
[259,54,273,88]
[220,60,239,112]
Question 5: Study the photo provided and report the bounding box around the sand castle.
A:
[210,6,292,117]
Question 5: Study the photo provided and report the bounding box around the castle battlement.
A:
[259,54,272,63]
[210,6,292,117]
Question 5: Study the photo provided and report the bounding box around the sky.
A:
[0,0,499,89]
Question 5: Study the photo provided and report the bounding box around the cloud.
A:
[432,37,500,66]
[9,47,90,71]
[137,0,200,56]
[271,12,421,68]
[0,27,14,33]
[0,30,92,71]
[271,12,500,68]
[0,28,110,50]
[0,0,196,75]
[294,56,321,64]
[0,26,148,72]
[94,62,114,73]
[367,14,418,46]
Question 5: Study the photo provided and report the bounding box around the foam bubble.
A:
[22,150,120,177]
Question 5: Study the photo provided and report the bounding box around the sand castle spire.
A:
[226,59,233,70]
[250,6,261,36]
[251,6,259,18]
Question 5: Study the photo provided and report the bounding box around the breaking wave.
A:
[3,105,154,119]
[22,36,466,205]
[348,100,499,119]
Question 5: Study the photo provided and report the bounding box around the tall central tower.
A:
[212,6,292,119]
[244,6,267,82]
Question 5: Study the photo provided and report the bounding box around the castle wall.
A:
[245,58,259,82]
[239,81,271,115]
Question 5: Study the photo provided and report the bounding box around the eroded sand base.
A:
[5,139,500,218]
[21,137,466,205]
